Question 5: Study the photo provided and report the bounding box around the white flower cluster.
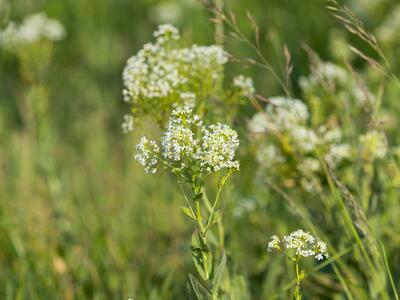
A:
[268,229,328,261]
[233,75,255,98]
[249,97,350,169]
[122,24,229,114]
[135,101,239,175]
[121,114,134,134]
[299,61,375,107]
[359,130,388,161]
[134,137,160,174]
[249,97,351,192]
[200,124,240,173]
[0,12,65,49]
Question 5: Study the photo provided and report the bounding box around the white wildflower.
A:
[267,235,281,252]
[200,123,240,173]
[266,97,309,130]
[289,126,318,153]
[359,130,388,160]
[135,104,239,175]
[299,62,349,92]
[255,144,286,168]
[325,143,351,168]
[269,229,328,260]
[233,75,255,98]
[121,114,134,134]
[0,12,65,49]
[122,24,229,113]
[298,158,320,173]
[153,23,180,45]
[134,137,160,174]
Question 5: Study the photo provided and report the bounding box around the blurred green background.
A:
[1,0,400,299]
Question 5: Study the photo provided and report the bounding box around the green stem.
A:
[293,259,302,300]
[204,180,224,233]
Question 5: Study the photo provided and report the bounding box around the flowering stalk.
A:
[134,102,239,297]
[268,230,328,299]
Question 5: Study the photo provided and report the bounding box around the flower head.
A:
[134,102,239,175]
[200,123,240,173]
[134,137,160,174]
[122,24,229,120]
[121,114,134,134]
[268,229,328,261]
[359,130,387,161]
[0,12,65,49]
[233,75,255,98]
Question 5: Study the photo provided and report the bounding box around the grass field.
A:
[1,0,400,299]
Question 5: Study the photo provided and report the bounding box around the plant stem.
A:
[293,259,302,300]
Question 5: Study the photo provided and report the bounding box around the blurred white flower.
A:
[121,114,134,134]
[134,137,160,174]
[325,143,351,168]
[359,130,388,160]
[233,75,255,98]
[0,12,65,49]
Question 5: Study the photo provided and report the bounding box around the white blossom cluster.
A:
[0,12,65,49]
[122,24,229,115]
[359,130,388,161]
[249,97,350,170]
[233,75,255,98]
[200,124,240,173]
[268,229,328,261]
[134,137,160,174]
[135,101,239,175]
[299,61,375,107]
[248,97,352,192]
[121,114,134,134]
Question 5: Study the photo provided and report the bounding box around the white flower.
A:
[122,25,229,112]
[359,130,388,160]
[325,143,351,168]
[255,144,286,168]
[267,235,281,252]
[234,75,255,98]
[153,23,180,45]
[299,62,349,92]
[0,12,65,49]
[162,123,197,161]
[269,229,328,260]
[121,114,134,134]
[298,158,320,173]
[135,104,240,175]
[134,137,160,174]
[289,126,318,153]
[247,112,271,135]
[200,123,240,173]
[266,97,309,130]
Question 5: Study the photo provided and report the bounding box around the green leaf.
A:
[182,206,196,220]
[189,273,211,300]
[193,193,203,201]
[191,231,213,281]
[212,251,227,297]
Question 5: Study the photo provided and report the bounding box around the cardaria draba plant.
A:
[135,100,240,298]
[268,229,328,300]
